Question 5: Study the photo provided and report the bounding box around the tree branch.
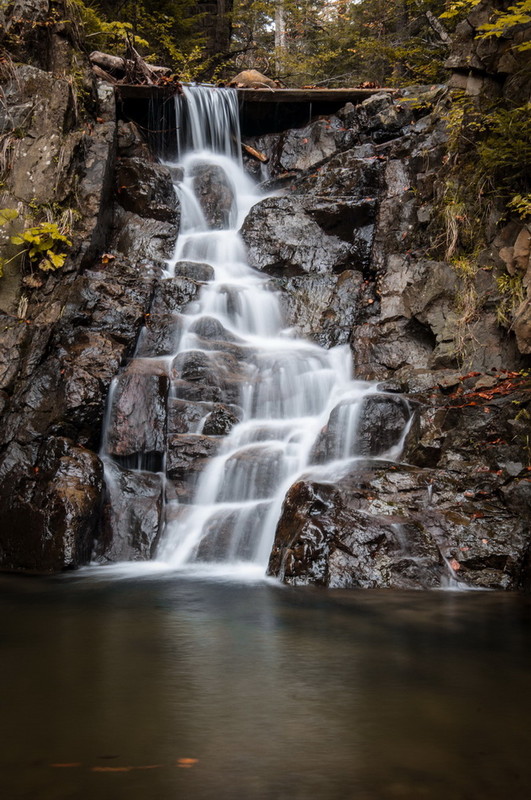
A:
[425,10,452,45]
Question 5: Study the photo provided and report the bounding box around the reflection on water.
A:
[1,574,531,799]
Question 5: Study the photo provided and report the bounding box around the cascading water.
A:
[100,85,413,576]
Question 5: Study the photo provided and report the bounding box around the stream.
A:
[2,573,531,799]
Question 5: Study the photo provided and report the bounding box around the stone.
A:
[0,438,103,573]
[312,394,412,462]
[202,405,242,436]
[173,261,215,282]
[95,463,164,562]
[115,158,179,223]
[272,270,363,348]
[166,434,219,502]
[191,163,235,229]
[106,372,169,460]
[241,196,375,277]
[268,475,445,589]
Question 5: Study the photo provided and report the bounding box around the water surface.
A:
[2,574,531,799]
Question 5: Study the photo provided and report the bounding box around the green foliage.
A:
[438,94,530,259]
[441,0,531,52]
[477,0,531,51]
[10,222,71,272]
[508,193,531,218]
[0,208,19,226]
[0,207,19,278]
[67,1,149,49]
[232,0,450,86]
[69,1,203,69]
[440,0,481,20]
[496,273,525,326]
[477,103,531,191]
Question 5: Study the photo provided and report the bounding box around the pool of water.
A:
[2,572,531,799]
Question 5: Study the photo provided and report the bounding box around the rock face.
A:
[0,1,180,571]
[1,1,530,589]
[244,79,531,589]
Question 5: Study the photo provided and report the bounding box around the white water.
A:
[102,86,412,576]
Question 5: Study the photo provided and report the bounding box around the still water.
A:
[2,573,531,799]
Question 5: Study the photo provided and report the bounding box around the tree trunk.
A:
[192,1,234,61]
[275,2,287,75]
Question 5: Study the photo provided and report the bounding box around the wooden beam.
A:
[236,87,397,103]
[115,84,179,100]
[115,84,396,104]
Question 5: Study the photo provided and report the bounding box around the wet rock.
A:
[269,457,531,591]
[268,476,445,589]
[106,372,169,459]
[217,444,289,502]
[292,150,383,199]
[272,270,363,347]
[202,405,242,435]
[166,433,219,501]
[273,118,339,173]
[167,397,242,436]
[189,316,239,342]
[191,163,235,229]
[95,463,163,562]
[117,120,154,160]
[355,394,412,456]
[135,314,181,357]
[171,350,244,405]
[0,437,103,573]
[150,276,200,316]
[2,65,79,204]
[0,316,31,393]
[63,258,161,344]
[115,158,178,223]
[113,208,178,262]
[312,393,412,462]
[173,261,215,282]
[167,398,211,434]
[241,196,374,277]
[194,501,271,562]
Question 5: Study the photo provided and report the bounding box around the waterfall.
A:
[100,85,412,575]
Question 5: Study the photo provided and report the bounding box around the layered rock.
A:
[0,2,180,571]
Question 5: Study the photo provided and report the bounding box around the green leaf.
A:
[10,235,25,245]
[48,252,66,268]
[0,208,19,225]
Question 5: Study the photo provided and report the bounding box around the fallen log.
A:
[90,51,171,77]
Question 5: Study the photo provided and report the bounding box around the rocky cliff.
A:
[239,77,531,591]
[0,1,178,570]
[0,1,529,589]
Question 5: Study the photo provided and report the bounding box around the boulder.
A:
[106,372,169,460]
[96,463,164,562]
[115,158,179,223]
[241,196,375,276]
[191,163,235,229]
[0,438,103,573]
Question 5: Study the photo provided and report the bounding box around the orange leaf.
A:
[449,558,461,571]
[92,766,132,772]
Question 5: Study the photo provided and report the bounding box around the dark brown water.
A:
[1,572,531,799]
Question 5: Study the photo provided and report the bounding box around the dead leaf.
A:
[177,758,199,767]
[92,766,133,772]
